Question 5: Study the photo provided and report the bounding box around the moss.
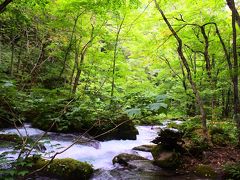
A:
[151,146,180,169]
[151,145,162,160]
[0,134,22,143]
[194,164,217,178]
[153,151,180,169]
[209,126,225,135]
[33,158,93,180]
[167,122,179,129]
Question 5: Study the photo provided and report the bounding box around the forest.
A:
[1,0,240,179]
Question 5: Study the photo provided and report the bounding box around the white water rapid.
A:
[0,124,165,170]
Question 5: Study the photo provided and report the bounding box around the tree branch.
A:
[0,0,12,13]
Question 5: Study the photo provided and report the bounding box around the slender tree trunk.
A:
[0,25,2,63]
[226,0,240,27]
[16,42,22,74]
[59,14,81,78]
[10,38,14,76]
[72,42,81,94]
[231,1,240,145]
[154,0,208,137]
[200,26,211,79]
[30,40,49,85]
[72,25,95,94]
[70,61,77,87]
[110,16,125,103]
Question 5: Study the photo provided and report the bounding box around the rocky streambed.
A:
[0,121,210,179]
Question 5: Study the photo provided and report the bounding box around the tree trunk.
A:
[231,1,240,145]
[200,26,211,79]
[154,0,208,137]
[110,16,125,103]
[59,14,81,78]
[71,24,95,94]
[16,42,22,74]
[10,38,14,76]
[226,0,240,27]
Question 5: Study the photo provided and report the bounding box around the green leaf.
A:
[125,108,141,117]
[147,103,168,111]
[18,170,29,176]
[156,95,167,102]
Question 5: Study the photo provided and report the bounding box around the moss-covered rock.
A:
[184,136,209,157]
[151,145,180,169]
[32,157,93,180]
[151,129,184,150]
[32,110,138,141]
[0,134,22,143]
[0,133,22,148]
[90,115,139,141]
[194,164,217,179]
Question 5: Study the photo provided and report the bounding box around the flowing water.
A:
[0,123,163,169]
[1,121,206,179]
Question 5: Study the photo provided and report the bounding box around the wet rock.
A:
[91,167,183,180]
[151,146,180,169]
[0,134,22,143]
[30,157,93,180]
[47,132,100,149]
[112,153,147,166]
[127,160,162,172]
[91,115,139,141]
[132,144,157,152]
[151,129,184,150]
[0,133,46,153]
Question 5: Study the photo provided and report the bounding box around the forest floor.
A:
[181,145,240,175]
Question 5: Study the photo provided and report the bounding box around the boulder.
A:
[127,160,162,172]
[0,134,22,148]
[0,134,22,143]
[151,129,184,149]
[91,115,139,141]
[151,145,180,169]
[132,144,157,152]
[112,153,147,166]
[31,157,93,180]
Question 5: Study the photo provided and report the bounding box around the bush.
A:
[194,164,217,178]
[224,163,240,179]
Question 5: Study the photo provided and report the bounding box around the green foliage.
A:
[209,121,238,145]
[124,93,169,120]
[209,126,232,146]
[0,0,240,178]
[224,163,240,180]
[194,164,217,178]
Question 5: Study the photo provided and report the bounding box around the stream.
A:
[0,121,207,179]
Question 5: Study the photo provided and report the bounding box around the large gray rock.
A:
[133,144,157,152]
[112,153,147,166]
[127,160,162,172]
